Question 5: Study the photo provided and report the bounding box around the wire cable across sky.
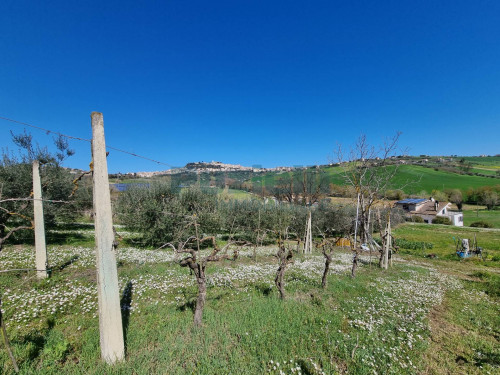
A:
[0,115,174,168]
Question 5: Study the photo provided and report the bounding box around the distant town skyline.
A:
[1,1,499,173]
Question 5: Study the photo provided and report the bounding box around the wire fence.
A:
[0,115,174,168]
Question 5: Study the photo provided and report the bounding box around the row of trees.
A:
[425,186,499,211]
[116,183,405,247]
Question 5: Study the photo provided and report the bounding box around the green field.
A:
[225,188,255,200]
[387,165,499,194]
[252,164,500,195]
[392,222,500,261]
[471,167,497,176]
[459,156,500,168]
[463,209,500,228]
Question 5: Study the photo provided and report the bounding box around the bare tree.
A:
[272,168,328,206]
[335,133,405,273]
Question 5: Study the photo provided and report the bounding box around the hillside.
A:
[112,156,500,196]
[250,164,499,195]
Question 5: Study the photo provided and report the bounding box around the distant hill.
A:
[251,164,499,195]
[112,155,500,194]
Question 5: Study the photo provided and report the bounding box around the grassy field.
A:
[463,209,500,229]
[0,224,498,374]
[392,223,500,262]
[460,156,500,168]
[253,165,500,195]
[220,188,255,200]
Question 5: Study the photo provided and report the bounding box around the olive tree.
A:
[116,184,221,246]
[0,132,83,248]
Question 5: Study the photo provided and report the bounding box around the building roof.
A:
[410,201,449,216]
[396,198,427,204]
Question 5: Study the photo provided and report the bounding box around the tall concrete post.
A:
[91,112,125,363]
[303,211,313,254]
[32,160,48,279]
[383,215,391,270]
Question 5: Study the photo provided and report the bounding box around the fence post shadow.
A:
[120,281,133,354]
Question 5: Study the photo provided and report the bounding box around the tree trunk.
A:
[322,255,331,288]
[275,264,286,300]
[351,252,358,278]
[193,272,207,327]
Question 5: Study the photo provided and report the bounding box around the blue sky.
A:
[1,0,499,173]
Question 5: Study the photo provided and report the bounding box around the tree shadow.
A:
[17,318,55,361]
[120,281,133,354]
[53,255,80,272]
[254,283,273,296]
[45,232,88,246]
[177,298,196,313]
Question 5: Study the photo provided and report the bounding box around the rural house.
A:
[395,198,464,226]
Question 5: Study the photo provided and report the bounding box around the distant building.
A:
[395,198,463,226]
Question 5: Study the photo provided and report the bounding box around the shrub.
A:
[432,216,452,225]
[470,221,493,228]
[410,215,424,223]
[385,189,406,200]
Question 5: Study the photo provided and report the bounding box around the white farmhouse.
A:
[395,198,463,226]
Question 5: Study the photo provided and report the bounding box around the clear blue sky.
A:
[1,0,499,173]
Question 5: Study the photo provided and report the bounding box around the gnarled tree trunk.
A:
[275,240,293,300]
[193,271,206,327]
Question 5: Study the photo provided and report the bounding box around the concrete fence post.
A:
[32,160,48,279]
[91,112,125,363]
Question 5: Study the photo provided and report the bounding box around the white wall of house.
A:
[445,213,464,226]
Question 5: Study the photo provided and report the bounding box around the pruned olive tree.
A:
[317,236,336,289]
[166,232,244,326]
[274,236,293,299]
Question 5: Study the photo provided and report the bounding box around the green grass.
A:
[392,223,500,261]
[1,223,499,374]
[470,167,498,176]
[463,209,500,229]
[220,188,255,200]
[252,165,500,195]
[423,273,500,374]
[459,156,500,168]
